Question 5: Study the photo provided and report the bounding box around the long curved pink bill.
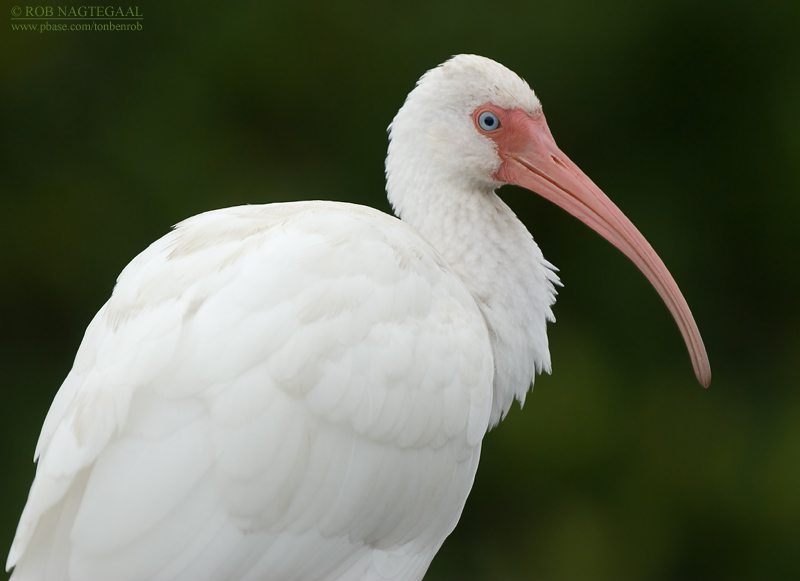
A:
[496,110,711,387]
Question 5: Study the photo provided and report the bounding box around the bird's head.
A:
[389,54,543,189]
[387,54,711,387]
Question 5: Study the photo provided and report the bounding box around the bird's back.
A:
[8,201,495,581]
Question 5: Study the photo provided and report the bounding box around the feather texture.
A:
[9,202,494,580]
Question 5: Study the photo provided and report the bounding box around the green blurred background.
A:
[2,0,799,579]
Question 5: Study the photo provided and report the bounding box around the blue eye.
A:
[478,111,500,131]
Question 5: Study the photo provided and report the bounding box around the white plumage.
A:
[7,55,709,580]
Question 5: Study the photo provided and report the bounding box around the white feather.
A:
[9,201,497,580]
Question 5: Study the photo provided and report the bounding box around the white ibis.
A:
[7,54,710,581]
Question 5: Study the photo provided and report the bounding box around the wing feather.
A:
[9,201,494,580]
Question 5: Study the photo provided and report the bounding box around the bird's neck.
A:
[386,176,560,428]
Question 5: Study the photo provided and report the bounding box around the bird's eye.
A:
[477,111,501,132]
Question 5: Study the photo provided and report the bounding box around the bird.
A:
[7,54,711,581]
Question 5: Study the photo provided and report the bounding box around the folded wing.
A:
[8,201,494,581]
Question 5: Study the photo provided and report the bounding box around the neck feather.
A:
[386,168,560,428]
